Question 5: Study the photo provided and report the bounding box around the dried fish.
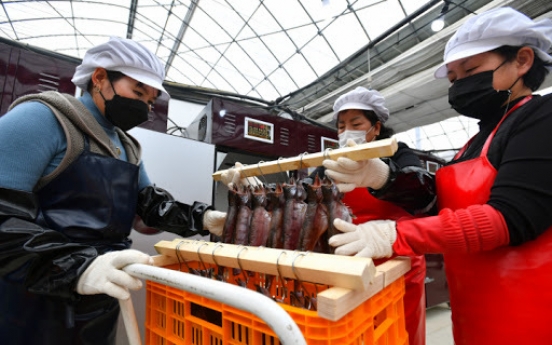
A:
[248,185,272,246]
[221,184,239,244]
[233,185,253,246]
[265,184,285,249]
[282,178,307,250]
[321,176,352,253]
[298,175,326,251]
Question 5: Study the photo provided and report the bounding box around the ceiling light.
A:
[431,0,450,32]
[431,17,445,32]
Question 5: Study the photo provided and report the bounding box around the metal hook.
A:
[175,240,193,273]
[175,240,184,271]
[211,242,226,281]
[274,250,289,302]
[291,252,311,309]
[275,250,287,280]
[211,242,224,267]
[276,157,285,174]
[299,151,309,170]
[323,147,333,160]
[236,245,249,271]
[236,245,249,285]
[256,161,268,185]
[291,252,306,282]
[196,241,210,272]
[237,163,254,187]
[276,157,288,183]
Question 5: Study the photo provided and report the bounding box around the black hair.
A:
[335,109,395,138]
[86,70,161,97]
[494,45,551,91]
[360,110,395,139]
[85,70,125,92]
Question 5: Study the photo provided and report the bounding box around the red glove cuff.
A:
[393,204,510,256]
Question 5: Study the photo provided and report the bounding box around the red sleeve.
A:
[392,204,510,256]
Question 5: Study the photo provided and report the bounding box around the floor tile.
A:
[426,303,453,345]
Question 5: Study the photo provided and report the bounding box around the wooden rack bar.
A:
[153,239,376,291]
[151,249,410,321]
[212,137,398,180]
[317,257,411,321]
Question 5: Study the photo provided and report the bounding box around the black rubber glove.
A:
[136,185,211,237]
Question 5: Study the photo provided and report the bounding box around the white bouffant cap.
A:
[72,36,168,96]
[333,87,389,123]
[434,7,552,79]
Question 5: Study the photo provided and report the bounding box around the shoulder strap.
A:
[9,91,141,189]
[115,127,142,165]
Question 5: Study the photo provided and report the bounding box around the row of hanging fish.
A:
[220,175,352,253]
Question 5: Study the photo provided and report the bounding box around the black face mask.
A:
[448,63,515,120]
[100,84,150,131]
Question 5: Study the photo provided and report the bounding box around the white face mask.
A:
[338,127,374,148]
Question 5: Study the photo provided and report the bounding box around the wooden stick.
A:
[212,137,398,180]
[316,257,411,321]
[153,239,376,291]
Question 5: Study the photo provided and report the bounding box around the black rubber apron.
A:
[0,139,139,345]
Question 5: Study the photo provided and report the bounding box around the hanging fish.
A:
[298,175,327,251]
[321,176,352,253]
[221,184,239,244]
[233,185,253,246]
[265,183,285,249]
[248,185,272,246]
[282,177,307,250]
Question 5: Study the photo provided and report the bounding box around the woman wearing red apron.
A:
[342,189,428,345]
[324,7,552,345]
[311,86,435,345]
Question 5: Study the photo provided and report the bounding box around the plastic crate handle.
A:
[123,263,307,345]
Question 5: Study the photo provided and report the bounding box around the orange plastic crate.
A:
[145,262,408,345]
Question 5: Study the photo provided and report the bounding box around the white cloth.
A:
[220,162,262,189]
[333,87,389,122]
[203,210,226,237]
[322,153,389,193]
[434,7,552,78]
[76,249,153,300]
[329,219,397,258]
[71,37,168,96]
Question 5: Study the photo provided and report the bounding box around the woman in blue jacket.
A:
[0,37,226,344]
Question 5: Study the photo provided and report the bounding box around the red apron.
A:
[343,189,426,345]
[436,96,552,344]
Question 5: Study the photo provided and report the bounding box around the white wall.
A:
[116,127,215,344]
[167,98,206,136]
[536,85,552,96]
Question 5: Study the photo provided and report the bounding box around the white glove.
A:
[76,249,153,300]
[203,210,226,237]
[329,219,397,258]
[220,162,262,189]
[322,147,390,192]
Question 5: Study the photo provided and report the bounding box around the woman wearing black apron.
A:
[0,37,226,344]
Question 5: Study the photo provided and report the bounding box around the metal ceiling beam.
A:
[1,1,18,40]
[277,0,442,108]
[126,0,139,39]
[165,0,200,75]
[281,0,442,110]
[284,0,498,126]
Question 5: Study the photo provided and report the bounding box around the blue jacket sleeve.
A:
[0,101,66,191]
